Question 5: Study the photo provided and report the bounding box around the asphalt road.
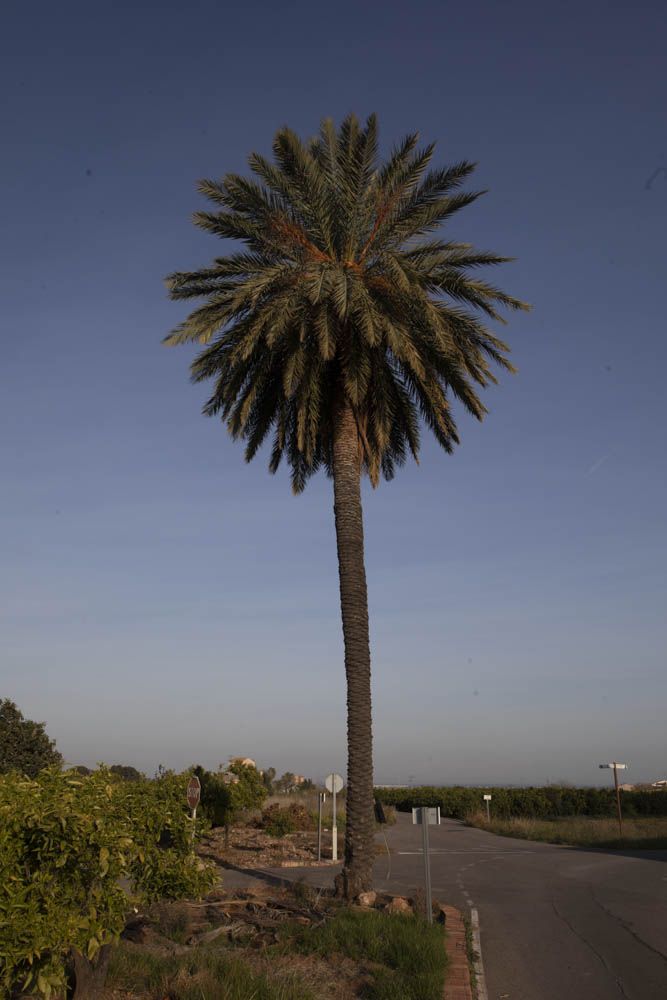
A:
[223,813,667,1000]
[372,814,667,1000]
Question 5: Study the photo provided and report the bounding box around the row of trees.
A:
[261,766,315,794]
[375,785,667,819]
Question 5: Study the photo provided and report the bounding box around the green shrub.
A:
[261,803,315,837]
[193,766,234,827]
[0,767,216,998]
[227,761,269,814]
[192,762,268,828]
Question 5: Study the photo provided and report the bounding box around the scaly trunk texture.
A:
[332,399,375,899]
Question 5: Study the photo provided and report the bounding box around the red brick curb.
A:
[440,904,474,1000]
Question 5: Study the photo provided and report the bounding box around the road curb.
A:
[470,908,488,1000]
[440,904,475,1000]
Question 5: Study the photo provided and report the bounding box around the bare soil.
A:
[199,825,338,869]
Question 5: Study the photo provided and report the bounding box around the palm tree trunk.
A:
[332,397,375,899]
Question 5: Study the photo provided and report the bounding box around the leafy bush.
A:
[193,766,233,827]
[0,699,62,777]
[260,803,316,837]
[192,762,267,828]
[0,767,216,998]
[227,761,269,814]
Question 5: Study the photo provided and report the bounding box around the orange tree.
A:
[0,767,216,999]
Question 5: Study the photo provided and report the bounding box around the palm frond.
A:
[165,114,528,488]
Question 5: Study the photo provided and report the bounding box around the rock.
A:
[357,890,377,908]
[385,896,412,915]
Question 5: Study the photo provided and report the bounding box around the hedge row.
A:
[374,785,667,819]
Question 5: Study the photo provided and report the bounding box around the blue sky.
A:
[1,0,665,784]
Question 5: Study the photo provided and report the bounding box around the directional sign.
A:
[412,806,441,826]
[186,776,201,810]
[325,773,344,794]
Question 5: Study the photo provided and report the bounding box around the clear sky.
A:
[2,0,665,785]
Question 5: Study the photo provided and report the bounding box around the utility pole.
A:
[599,762,627,837]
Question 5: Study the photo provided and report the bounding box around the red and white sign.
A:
[186,776,201,811]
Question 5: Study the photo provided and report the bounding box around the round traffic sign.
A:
[186,775,201,810]
[325,772,344,794]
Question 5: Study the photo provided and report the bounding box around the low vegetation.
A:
[108,945,314,1000]
[276,908,447,1000]
[260,802,317,837]
[107,904,447,1000]
[465,812,667,849]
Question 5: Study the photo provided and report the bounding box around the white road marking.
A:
[471,908,489,1000]
[396,850,533,855]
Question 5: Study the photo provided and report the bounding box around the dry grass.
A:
[108,944,317,999]
[465,811,667,848]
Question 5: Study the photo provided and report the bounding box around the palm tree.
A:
[164,114,528,898]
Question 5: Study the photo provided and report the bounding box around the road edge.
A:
[470,908,489,1000]
[441,904,475,1000]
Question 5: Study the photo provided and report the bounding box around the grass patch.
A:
[108,942,315,999]
[465,812,667,849]
[150,900,193,944]
[274,908,447,1000]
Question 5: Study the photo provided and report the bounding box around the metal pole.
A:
[485,798,490,823]
[421,808,432,924]
[332,784,338,862]
[191,806,197,847]
[613,763,623,838]
[317,793,323,861]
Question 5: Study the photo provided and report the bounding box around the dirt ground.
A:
[199,824,339,869]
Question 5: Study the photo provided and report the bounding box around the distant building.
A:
[230,757,257,769]
[651,779,667,788]
[618,783,635,791]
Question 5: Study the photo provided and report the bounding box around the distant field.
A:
[465,812,667,849]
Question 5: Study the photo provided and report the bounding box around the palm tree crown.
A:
[165,114,528,489]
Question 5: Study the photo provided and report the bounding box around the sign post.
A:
[317,792,326,862]
[599,762,627,837]
[325,773,344,862]
[186,775,201,846]
[483,794,492,823]
[412,806,441,924]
